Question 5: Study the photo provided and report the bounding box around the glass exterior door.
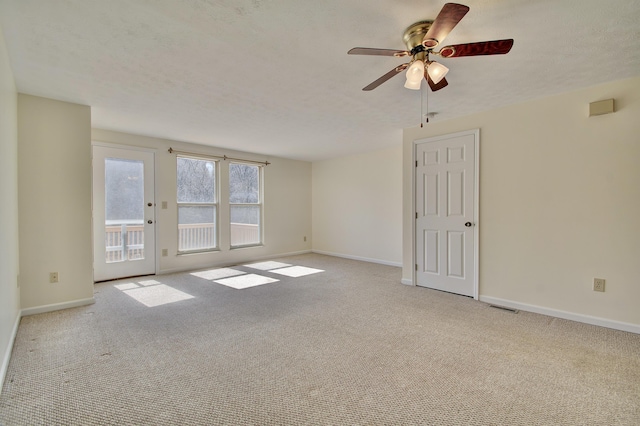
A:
[93,145,155,281]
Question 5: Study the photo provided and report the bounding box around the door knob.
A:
[465,222,473,227]
[147,202,153,207]
[147,220,153,224]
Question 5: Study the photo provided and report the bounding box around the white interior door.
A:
[93,145,156,282]
[415,130,478,297]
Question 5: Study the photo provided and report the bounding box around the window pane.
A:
[178,206,216,251]
[177,157,215,203]
[230,205,260,246]
[229,163,259,203]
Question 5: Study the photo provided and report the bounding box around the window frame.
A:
[229,161,264,249]
[176,155,219,254]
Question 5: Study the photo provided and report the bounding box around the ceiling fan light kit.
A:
[347,2,514,92]
[427,61,449,84]
[404,60,425,89]
[404,78,422,90]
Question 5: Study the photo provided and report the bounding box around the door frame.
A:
[412,129,480,299]
[91,141,159,281]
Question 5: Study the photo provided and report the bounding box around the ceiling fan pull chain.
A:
[420,83,424,128]
[421,81,429,127]
[426,81,429,123]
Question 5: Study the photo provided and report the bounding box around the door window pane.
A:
[105,158,144,263]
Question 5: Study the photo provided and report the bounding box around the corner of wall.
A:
[0,23,21,392]
[0,312,21,391]
[18,95,93,310]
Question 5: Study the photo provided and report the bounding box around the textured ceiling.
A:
[1,0,639,161]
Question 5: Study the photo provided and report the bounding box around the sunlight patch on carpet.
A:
[138,279,161,286]
[244,261,291,271]
[114,283,139,291]
[114,281,194,307]
[270,266,324,277]
[191,268,246,280]
[215,274,279,289]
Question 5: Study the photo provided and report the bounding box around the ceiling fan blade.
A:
[422,3,470,48]
[426,74,448,92]
[439,39,514,58]
[362,64,409,91]
[348,47,410,57]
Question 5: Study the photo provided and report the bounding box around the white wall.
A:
[312,145,402,266]
[0,27,20,388]
[91,129,312,273]
[403,76,640,328]
[18,94,94,311]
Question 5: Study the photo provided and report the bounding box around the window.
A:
[177,157,217,252]
[229,162,262,247]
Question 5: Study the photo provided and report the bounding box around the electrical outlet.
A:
[162,249,168,257]
[593,278,605,292]
[161,201,168,209]
[49,272,59,283]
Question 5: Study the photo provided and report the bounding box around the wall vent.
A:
[489,304,519,314]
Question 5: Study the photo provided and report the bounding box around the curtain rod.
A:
[168,147,270,166]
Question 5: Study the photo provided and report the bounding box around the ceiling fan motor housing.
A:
[402,21,434,51]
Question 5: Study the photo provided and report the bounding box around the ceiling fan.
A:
[348,3,514,92]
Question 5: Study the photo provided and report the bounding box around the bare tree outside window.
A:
[229,163,262,247]
[177,157,217,252]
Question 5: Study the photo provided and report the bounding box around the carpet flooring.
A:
[1,254,639,425]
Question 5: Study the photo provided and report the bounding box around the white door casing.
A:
[92,144,156,282]
[414,130,478,298]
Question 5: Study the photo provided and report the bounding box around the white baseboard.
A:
[1,311,21,391]
[401,278,413,286]
[479,296,640,334]
[311,250,402,268]
[21,297,95,317]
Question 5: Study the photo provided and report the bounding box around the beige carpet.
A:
[1,254,639,425]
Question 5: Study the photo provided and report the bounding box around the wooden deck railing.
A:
[105,222,259,261]
[105,224,144,263]
[230,223,260,247]
[178,223,215,251]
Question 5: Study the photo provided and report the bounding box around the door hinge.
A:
[415,212,418,219]
[415,160,418,167]
[415,263,418,271]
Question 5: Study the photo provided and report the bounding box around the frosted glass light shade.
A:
[405,60,425,83]
[404,79,422,90]
[427,61,449,84]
